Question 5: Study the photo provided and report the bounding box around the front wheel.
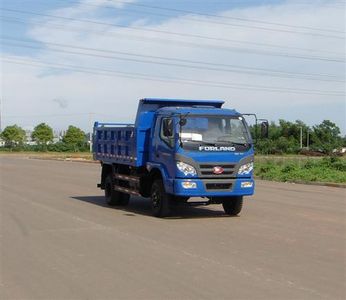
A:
[151,179,171,217]
[222,196,243,215]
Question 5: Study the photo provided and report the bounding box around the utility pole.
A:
[88,113,93,152]
[300,126,303,149]
[307,131,310,149]
[0,97,2,132]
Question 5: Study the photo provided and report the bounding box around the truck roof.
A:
[135,98,239,127]
[141,98,224,108]
[156,106,240,116]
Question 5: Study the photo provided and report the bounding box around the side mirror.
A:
[260,121,269,139]
[179,118,187,127]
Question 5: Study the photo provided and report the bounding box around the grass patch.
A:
[255,156,346,183]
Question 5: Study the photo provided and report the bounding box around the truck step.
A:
[114,185,141,196]
[114,174,140,183]
[187,201,210,206]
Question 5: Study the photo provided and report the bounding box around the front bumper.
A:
[173,178,254,197]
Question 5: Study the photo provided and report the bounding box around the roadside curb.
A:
[289,180,346,188]
[255,177,346,189]
[29,156,98,164]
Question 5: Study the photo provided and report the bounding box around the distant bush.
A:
[255,157,346,183]
[0,142,89,153]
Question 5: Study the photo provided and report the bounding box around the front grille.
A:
[199,164,236,177]
[206,183,232,190]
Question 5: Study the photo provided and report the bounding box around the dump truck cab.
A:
[147,105,254,198]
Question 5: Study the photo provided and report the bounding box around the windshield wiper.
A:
[183,140,216,146]
[216,141,250,146]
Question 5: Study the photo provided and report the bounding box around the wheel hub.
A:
[152,190,160,208]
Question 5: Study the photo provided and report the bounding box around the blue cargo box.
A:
[93,122,149,167]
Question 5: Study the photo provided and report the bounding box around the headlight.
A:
[176,161,197,176]
[238,162,254,175]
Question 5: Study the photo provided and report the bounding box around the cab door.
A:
[151,116,176,187]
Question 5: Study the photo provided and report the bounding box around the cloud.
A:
[2,0,345,132]
[81,0,137,8]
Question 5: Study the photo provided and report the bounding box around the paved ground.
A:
[0,156,345,300]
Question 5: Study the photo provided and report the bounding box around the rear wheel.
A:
[222,196,243,215]
[151,179,171,217]
[120,193,130,206]
[105,174,129,206]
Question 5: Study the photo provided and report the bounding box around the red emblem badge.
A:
[213,166,224,174]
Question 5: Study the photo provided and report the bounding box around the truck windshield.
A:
[180,115,251,148]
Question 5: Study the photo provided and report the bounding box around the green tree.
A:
[249,121,280,141]
[253,119,312,154]
[256,139,275,154]
[62,125,86,151]
[311,120,342,154]
[275,136,299,154]
[0,125,26,149]
[31,123,53,150]
[294,120,310,147]
[268,121,282,140]
[278,119,309,144]
[342,135,346,147]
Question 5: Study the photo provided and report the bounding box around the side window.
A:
[160,118,174,148]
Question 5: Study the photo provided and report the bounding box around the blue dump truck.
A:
[93,98,267,217]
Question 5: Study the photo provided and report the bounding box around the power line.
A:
[9,4,342,56]
[3,15,344,60]
[2,57,344,97]
[3,35,341,79]
[3,112,113,119]
[50,0,346,35]
[4,113,90,118]
[1,16,344,63]
[115,0,346,34]
[119,6,346,38]
[2,37,344,83]
[285,1,346,9]
[1,7,345,52]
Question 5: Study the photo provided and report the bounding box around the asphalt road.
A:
[0,156,345,300]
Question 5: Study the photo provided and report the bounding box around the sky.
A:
[1,0,345,134]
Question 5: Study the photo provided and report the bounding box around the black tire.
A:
[222,196,243,215]
[151,179,171,217]
[104,174,129,206]
[120,193,130,206]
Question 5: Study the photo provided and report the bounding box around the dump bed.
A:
[93,122,149,167]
